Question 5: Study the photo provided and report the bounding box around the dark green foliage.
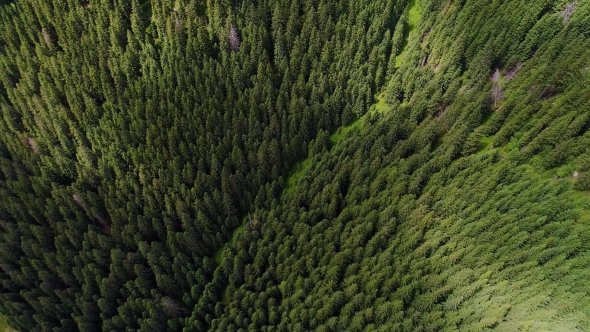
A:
[574,172,590,191]
[0,0,590,331]
[0,0,405,330]
[209,0,590,331]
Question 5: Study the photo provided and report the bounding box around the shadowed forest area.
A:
[0,0,589,331]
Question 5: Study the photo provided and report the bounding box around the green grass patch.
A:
[395,0,422,67]
[473,134,590,222]
[0,315,16,332]
[285,158,312,192]
[329,132,343,145]
[330,117,363,144]
[572,189,590,201]
[408,0,422,29]
[394,53,406,67]
[294,97,385,194]
[578,209,590,223]
[0,315,7,332]
[374,94,393,114]
[480,136,494,150]
[287,113,369,195]
[472,135,495,156]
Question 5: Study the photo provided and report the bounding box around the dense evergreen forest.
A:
[0,0,589,330]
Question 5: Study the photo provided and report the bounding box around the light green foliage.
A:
[210,0,590,331]
[329,118,363,145]
[0,0,589,331]
[286,159,312,192]
[0,0,407,329]
[0,315,16,332]
[395,0,422,67]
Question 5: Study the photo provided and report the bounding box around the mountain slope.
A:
[0,0,589,331]
[210,0,590,331]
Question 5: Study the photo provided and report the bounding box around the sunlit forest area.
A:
[0,0,589,331]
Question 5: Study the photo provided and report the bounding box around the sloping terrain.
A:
[211,0,590,331]
[0,0,589,331]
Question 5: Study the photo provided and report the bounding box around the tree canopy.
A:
[0,0,589,331]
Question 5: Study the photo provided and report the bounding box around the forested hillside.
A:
[0,0,589,331]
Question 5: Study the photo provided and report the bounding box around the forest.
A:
[0,0,589,331]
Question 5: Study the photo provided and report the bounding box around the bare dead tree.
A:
[538,86,555,101]
[41,28,52,47]
[28,138,39,154]
[229,25,240,52]
[420,53,429,68]
[559,1,578,24]
[491,68,501,82]
[161,297,183,317]
[174,13,182,31]
[492,85,504,108]
[491,68,504,108]
[505,63,522,80]
[420,28,432,43]
[435,104,448,118]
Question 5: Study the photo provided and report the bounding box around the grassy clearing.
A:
[229,225,244,245]
[213,92,392,303]
[286,158,312,191]
[0,317,6,332]
[0,315,16,332]
[473,136,590,222]
[479,136,494,151]
[374,94,393,114]
[395,0,422,67]
[407,0,422,28]
[330,118,363,144]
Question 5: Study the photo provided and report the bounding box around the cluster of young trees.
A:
[0,0,407,330]
[0,0,589,331]
[210,0,590,331]
[214,148,590,331]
